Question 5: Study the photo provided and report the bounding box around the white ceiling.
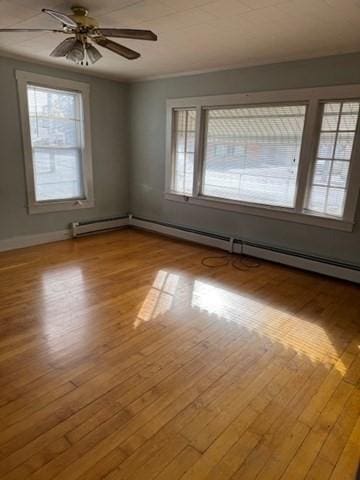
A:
[1,0,360,82]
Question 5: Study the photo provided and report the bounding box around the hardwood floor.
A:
[0,228,359,480]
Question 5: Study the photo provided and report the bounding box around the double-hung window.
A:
[17,71,94,214]
[166,86,360,231]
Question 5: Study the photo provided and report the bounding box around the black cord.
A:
[201,252,260,271]
[201,255,260,271]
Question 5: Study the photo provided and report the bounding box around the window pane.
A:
[27,85,84,202]
[334,132,355,160]
[327,188,345,216]
[308,185,327,213]
[176,133,185,153]
[321,114,339,131]
[30,118,80,147]
[330,161,349,188]
[324,103,341,114]
[172,109,196,195]
[342,102,359,114]
[202,104,306,207]
[28,87,78,119]
[339,113,358,131]
[306,100,359,217]
[313,159,331,186]
[317,132,336,158]
[186,132,195,153]
[33,148,83,201]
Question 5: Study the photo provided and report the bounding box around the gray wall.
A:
[0,56,129,240]
[1,52,360,266]
[129,53,360,267]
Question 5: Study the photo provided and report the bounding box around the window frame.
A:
[165,85,360,232]
[303,100,360,219]
[16,71,95,214]
[169,108,197,196]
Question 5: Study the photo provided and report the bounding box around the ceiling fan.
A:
[0,6,158,65]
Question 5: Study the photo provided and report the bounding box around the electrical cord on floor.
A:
[201,239,261,271]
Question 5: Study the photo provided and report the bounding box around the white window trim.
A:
[16,71,95,214]
[165,85,360,232]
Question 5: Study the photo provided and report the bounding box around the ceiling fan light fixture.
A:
[66,39,84,63]
[50,37,77,57]
[86,44,102,64]
[0,6,158,65]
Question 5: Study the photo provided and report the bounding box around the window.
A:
[171,109,196,195]
[28,85,84,202]
[17,71,94,214]
[306,101,359,217]
[202,105,306,207]
[166,86,360,231]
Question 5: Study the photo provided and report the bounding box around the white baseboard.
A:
[0,229,72,253]
[234,244,360,284]
[71,217,129,237]
[1,216,359,284]
[129,216,227,250]
[129,217,360,284]
[0,216,130,253]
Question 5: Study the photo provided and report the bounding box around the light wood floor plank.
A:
[0,229,358,480]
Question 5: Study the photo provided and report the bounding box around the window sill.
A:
[28,198,95,215]
[164,192,354,232]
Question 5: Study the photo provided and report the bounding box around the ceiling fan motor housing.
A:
[70,6,99,29]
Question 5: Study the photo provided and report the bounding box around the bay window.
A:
[166,86,360,231]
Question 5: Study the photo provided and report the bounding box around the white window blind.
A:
[202,104,307,207]
[171,109,196,195]
[27,85,84,202]
[306,101,360,217]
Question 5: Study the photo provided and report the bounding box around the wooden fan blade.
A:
[42,9,77,28]
[0,28,63,32]
[93,37,140,60]
[50,37,77,57]
[95,28,157,41]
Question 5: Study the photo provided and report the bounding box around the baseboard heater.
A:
[71,216,129,237]
[129,215,360,284]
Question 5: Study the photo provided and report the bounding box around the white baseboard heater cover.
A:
[129,216,360,284]
[72,216,129,237]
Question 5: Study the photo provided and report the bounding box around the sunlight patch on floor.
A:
[135,269,346,371]
[191,279,344,367]
[134,270,179,329]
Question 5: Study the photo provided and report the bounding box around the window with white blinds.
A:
[27,85,84,202]
[171,109,196,195]
[202,105,306,207]
[17,71,94,214]
[306,101,360,217]
[166,87,360,230]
